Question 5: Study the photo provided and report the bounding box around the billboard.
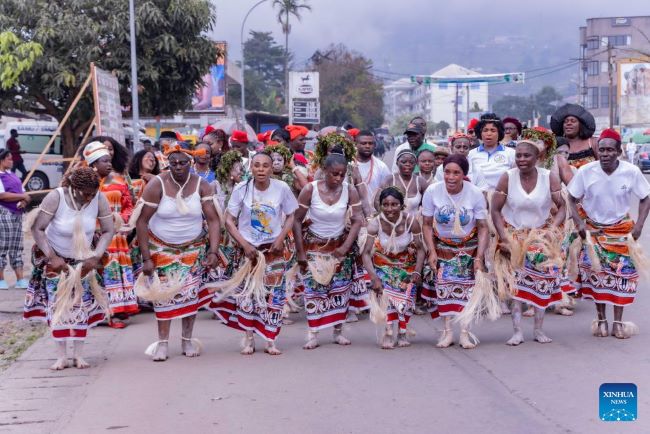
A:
[192,41,227,112]
[619,61,650,126]
[289,71,320,124]
[91,64,125,146]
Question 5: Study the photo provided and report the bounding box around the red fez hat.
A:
[468,118,479,130]
[203,125,215,138]
[285,125,309,141]
[348,128,360,138]
[599,128,621,143]
[231,130,249,143]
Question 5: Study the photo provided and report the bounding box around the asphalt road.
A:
[1,149,648,433]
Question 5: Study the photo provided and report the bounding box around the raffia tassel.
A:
[112,212,124,233]
[144,341,166,357]
[618,321,639,337]
[494,253,517,301]
[51,264,85,326]
[590,319,601,336]
[357,226,368,253]
[283,263,302,311]
[235,252,269,307]
[566,235,583,281]
[626,234,650,278]
[72,214,95,260]
[584,230,602,273]
[508,232,526,270]
[134,271,185,303]
[205,257,254,299]
[175,190,190,215]
[369,291,388,325]
[307,254,340,286]
[22,207,40,233]
[455,270,501,328]
[124,200,145,231]
[87,270,111,321]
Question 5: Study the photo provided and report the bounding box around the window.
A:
[586,87,599,109]
[438,83,448,90]
[586,61,600,76]
[470,83,480,90]
[601,62,609,73]
[18,135,61,155]
[587,37,600,49]
[607,35,631,46]
[600,86,609,108]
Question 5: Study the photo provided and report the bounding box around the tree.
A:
[242,31,286,113]
[272,0,312,107]
[0,31,42,90]
[309,44,384,129]
[435,120,451,137]
[0,0,217,156]
[492,86,563,128]
[389,113,423,136]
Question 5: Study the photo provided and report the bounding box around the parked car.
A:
[634,144,650,173]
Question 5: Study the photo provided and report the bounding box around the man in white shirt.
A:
[626,138,637,162]
[355,130,391,203]
[392,123,425,173]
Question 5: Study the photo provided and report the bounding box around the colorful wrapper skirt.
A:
[148,232,210,320]
[213,242,292,341]
[578,216,639,306]
[425,230,478,317]
[202,233,239,312]
[509,228,563,309]
[348,246,370,313]
[372,238,418,332]
[100,232,138,315]
[301,231,354,331]
[23,247,106,341]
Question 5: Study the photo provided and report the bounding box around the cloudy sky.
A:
[211,0,648,95]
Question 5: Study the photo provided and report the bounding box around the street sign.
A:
[91,64,126,146]
[411,72,525,85]
[289,71,320,124]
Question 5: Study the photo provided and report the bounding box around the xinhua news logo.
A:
[599,383,637,422]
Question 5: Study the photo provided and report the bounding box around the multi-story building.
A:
[579,16,650,130]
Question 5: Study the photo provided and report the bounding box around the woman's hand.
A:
[371,275,383,294]
[243,241,258,260]
[47,255,67,274]
[269,238,285,256]
[473,257,486,274]
[350,164,362,185]
[332,246,347,260]
[203,251,219,269]
[411,272,422,287]
[142,258,154,276]
[498,239,511,258]
[81,256,100,277]
[22,194,31,205]
[428,251,438,272]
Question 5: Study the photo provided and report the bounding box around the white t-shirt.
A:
[626,142,637,154]
[567,160,650,225]
[467,144,516,190]
[357,156,391,202]
[434,161,488,191]
[421,181,488,238]
[227,178,298,246]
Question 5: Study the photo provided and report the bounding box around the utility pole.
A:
[454,83,459,132]
[128,0,139,152]
[465,84,470,130]
[607,43,614,128]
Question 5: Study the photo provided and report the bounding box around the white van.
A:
[0,121,63,191]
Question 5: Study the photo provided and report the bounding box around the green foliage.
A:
[310,44,384,129]
[272,0,312,34]
[389,112,423,136]
[0,0,217,156]
[243,31,286,112]
[434,120,451,136]
[492,86,563,128]
[0,31,42,90]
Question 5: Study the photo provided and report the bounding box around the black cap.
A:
[404,123,424,135]
[159,131,177,140]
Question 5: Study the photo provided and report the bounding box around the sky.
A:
[211,0,649,96]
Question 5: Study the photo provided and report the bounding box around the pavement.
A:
[1,151,649,434]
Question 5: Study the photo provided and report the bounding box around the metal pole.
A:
[607,43,614,128]
[129,0,139,150]
[240,0,268,120]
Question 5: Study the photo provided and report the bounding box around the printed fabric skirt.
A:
[202,233,238,312]
[100,232,138,315]
[301,231,354,332]
[425,230,478,317]
[23,247,106,341]
[349,246,370,313]
[509,228,563,309]
[578,216,639,306]
[148,232,210,320]
[372,238,418,332]
[213,242,292,341]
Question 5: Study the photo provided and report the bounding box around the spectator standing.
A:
[6,129,27,179]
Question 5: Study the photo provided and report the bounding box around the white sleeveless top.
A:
[150,175,203,244]
[502,167,552,230]
[309,181,348,238]
[378,215,414,253]
[45,187,99,259]
[393,174,421,216]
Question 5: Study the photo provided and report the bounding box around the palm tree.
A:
[272,0,312,109]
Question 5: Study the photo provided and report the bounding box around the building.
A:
[383,64,488,134]
[579,16,650,130]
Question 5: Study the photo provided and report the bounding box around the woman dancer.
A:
[135,143,221,361]
[362,187,424,349]
[491,140,566,345]
[24,167,114,369]
[83,141,137,327]
[550,104,598,169]
[191,142,216,183]
[266,143,309,195]
[219,151,298,355]
[417,144,437,185]
[422,154,489,349]
[294,153,363,349]
[376,149,427,217]
[129,149,160,202]
[567,129,650,339]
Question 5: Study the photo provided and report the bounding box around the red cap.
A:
[468,118,479,130]
[285,125,309,140]
[599,128,621,143]
[293,153,308,166]
[203,125,215,138]
[257,133,266,142]
[348,128,360,138]
[231,130,249,143]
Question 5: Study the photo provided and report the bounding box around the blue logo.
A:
[599,383,637,422]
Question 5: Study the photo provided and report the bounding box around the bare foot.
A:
[153,342,169,361]
[459,331,478,349]
[592,320,608,337]
[240,337,255,355]
[413,305,427,316]
[380,332,395,350]
[396,333,411,347]
[264,342,282,355]
[333,332,351,346]
[73,357,90,369]
[522,306,535,317]
[303,332,319,350]
[182,339,201,357]
[436,329,453,348]
[533,329,552,343]
[50,357,68,371]
[611,322,628,339]
[346,312,358,323]
[555,307,574,316]
[506,329,524,346]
